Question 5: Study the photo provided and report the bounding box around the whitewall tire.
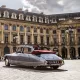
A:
[5,58,10,66]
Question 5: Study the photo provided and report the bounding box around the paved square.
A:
[0,60,80,80]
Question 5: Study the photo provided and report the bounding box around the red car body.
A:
[31,50,56,54]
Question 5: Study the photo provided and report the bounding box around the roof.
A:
[31,50,56,54]
[0,7,45,17]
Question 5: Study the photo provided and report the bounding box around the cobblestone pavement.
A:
[0,60,80,80]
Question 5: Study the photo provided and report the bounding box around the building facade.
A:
[0,5,80,59]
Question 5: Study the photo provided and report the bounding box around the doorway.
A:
[4,46,10,55]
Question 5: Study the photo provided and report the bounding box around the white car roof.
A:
[17,45,34,51]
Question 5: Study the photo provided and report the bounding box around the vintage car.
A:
[4,45,64,69]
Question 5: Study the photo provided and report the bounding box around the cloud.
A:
[22,0,80,14]
[0,0,22,9]
[0,0,80,15]
[22,0,41,13]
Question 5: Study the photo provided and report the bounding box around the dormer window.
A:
[39,17,43,23]
[3,11,9,18]
[45,17,49,23]
[26,15,31,21]
[51,19,57,23]
[11,13,17,19]
[32,15,37,22]
[59,18,65,21]
[19,14,24,20]
[74,17,80,19]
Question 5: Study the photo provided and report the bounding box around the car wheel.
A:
[5,58,10,66]
[52,66,59,70]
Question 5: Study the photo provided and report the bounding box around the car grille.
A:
[47,60,62,64]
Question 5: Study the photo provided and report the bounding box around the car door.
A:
[15,53,30,66]
[8,53,19,65]
[28,54,40,66]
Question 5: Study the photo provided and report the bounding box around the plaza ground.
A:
[0,60,80,80]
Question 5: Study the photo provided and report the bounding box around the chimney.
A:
[18,8,22,11]
[1,5,6,8]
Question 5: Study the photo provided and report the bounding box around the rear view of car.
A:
[32,50,64,69]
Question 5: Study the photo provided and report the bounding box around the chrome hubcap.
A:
[5,59,8,65]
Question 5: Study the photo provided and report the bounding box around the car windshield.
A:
[16,47,32,53]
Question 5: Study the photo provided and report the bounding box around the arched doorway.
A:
[4,46,10,55]
[61,47,67,59]
[78,47,80,57]
[70,47,76,59]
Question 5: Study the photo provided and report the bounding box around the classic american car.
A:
[4,45,64,69]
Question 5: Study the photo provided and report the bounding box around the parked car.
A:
[4,45,64,69]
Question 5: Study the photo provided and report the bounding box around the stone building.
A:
[0,5,80,59]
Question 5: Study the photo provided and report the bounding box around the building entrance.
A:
[70,47,76,59]
[4,46,10,55]
[78,47,80,57]
[61,47,67,59]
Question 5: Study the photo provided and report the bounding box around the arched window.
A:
[34,28,37,32]
[3,11,9,18]
[12,25,16,31]
[19,14,24,20]
[26,15,31,21]
[40,28,43,33]
[11,13,17,19]
[20,26,24,31]
[4,24,8,30]
[45,17,49,23]
[46,29,49,34]
[27,27,30,32]
[39,17,43,23]
[32,15,37,22]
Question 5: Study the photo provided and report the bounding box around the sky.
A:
[0,0,80,14]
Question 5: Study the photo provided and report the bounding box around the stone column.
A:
[43,29,46,45]
[37,28,40,44]
[17,25,20,44]
[57,29,61,46]
[74,29,78,57]
[58,46,62,56]
[9,24,12,43]
[1,23,4,43]
[75,46,78,58]
[31,27,34,44]
[67,46,70,59]
[66,33,69,46]
[24,26,27,44]
[49,29,53,46]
